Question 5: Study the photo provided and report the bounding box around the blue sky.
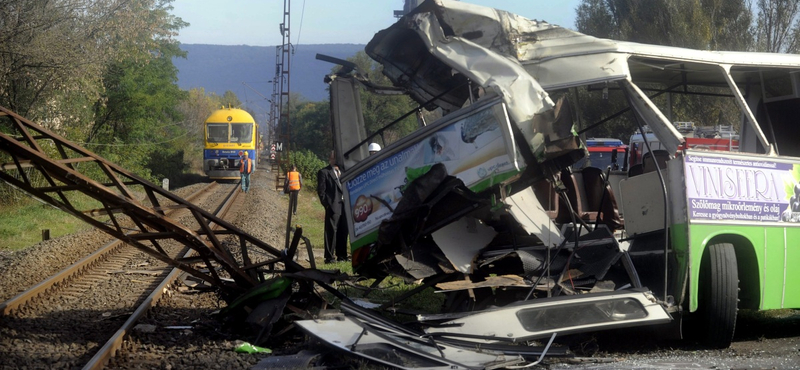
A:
[171,0,583,46]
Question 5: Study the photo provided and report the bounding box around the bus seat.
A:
[642,150,670,173]
[628,164,643,177]
[533,169,623,230]
[556,170,589,224]
[581,167,624,231]
[532,179,558,220]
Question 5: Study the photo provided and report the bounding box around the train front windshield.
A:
[205,123,253,144]
[231,123,253,144]
[207,123,228,143]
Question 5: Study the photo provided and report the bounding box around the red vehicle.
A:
[574,138,628,171]
[629,130,739,168]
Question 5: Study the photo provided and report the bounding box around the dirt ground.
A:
[545,309,800,369]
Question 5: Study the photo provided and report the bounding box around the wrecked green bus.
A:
[314,0,800,358]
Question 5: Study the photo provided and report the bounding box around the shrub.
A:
[282,149,326,192]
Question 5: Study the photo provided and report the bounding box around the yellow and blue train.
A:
[203,107,259,180]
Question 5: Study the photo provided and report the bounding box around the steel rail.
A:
[0,182,219,315]
[83,184,241,370]
[0,106,303,299]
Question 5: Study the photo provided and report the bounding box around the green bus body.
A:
[325,0,800,348]
[683,223,800,311]
[666,151,800,312]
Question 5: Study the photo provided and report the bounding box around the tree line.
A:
[577,0,800,53]
[0,0,246,201]
[573,0,800,140]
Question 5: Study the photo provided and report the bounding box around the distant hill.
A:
[173,44,365,104]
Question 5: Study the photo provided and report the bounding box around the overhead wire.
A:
[291,0,306,72]
[295,0,306,49]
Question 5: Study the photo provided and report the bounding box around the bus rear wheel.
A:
[697,242,739,348]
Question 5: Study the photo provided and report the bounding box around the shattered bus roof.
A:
[366,0,797,163]
[369,0,800,98]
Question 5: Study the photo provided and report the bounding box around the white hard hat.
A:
[368,143,381,152]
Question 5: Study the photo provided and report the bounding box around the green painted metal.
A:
[677,151,800,313]
[685,223,800,311]
[669,222,691,307]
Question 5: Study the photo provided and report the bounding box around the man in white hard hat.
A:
[368,142,381,155]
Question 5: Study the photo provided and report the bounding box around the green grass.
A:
[289,189,445,314]
[2,184,444,313]
[0,196,98,251]
[287,190,326,255]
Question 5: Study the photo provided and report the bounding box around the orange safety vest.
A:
[287,171,301,191]
[240,157,252,174]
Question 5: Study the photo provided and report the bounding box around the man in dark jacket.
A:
[317,151,348,263]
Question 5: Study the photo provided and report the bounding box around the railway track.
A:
[0,181,241,369]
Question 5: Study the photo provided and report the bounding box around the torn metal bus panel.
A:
[366,0,588,165]
[295,316,527,370]
[504,186,564,248]
[323,0,665,340]
[430,216,497,274]
[295,300,570,370]
[364,0,684,157]
[420,289,671,343]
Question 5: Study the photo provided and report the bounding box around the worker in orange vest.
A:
[284,164,302,215]
[239,151,253,193]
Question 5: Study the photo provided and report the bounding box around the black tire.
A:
[697,242,739,348]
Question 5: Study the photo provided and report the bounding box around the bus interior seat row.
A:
[641,150,671,173]
[531,146,676,235]
[628,149,671,177]
[533,167,624,232]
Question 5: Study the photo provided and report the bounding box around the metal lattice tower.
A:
[274,0,292,191]
[0,106,305,300]
[269,46,281,177]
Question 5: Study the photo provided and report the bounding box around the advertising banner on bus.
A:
[684,153,800,223]
[345,103,518,238]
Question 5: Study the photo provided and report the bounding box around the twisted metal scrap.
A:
[0,106,302,297]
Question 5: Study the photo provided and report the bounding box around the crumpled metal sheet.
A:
[364,0,696,163]
[295,315,527,370]
[367,0,586,166]
[251,350,322,370]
